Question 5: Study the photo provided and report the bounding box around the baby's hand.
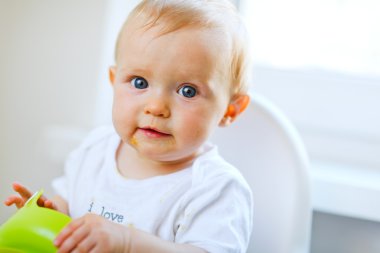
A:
[54,213,129,253]
[4,182,57,210]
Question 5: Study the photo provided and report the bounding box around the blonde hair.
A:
[115,0,251,96]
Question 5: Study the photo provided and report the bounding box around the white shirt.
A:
[52,126,253,253]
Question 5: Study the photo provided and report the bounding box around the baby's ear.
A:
[109,66,117,85]
[219,94,250,127]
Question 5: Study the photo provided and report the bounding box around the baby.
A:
[5,0,253,252]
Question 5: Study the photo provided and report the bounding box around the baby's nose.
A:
[143,97,170,118]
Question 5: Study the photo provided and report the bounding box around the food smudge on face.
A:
[130,135,138,146]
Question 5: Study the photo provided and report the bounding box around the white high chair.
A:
[210,92,312,253]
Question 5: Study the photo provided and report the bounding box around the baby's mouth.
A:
[138,127,171,138]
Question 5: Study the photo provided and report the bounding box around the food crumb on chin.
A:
[130,136,138,146]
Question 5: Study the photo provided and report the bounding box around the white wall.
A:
[311,212,380,253]
[0,0,107,222]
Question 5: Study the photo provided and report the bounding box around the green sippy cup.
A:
[0,189,71,253]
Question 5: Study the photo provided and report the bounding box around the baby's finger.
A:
[44,199,57,210]
[4,196,24,208]
[55,218,85,248]
[87,243,102,253]
[36,195,49,207]
[58,224,93,253]
[12,182,32,200]
[4,196,14,206]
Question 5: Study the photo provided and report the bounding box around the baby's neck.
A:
[115,141,197,180]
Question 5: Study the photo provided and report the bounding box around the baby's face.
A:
[111,22,231,163]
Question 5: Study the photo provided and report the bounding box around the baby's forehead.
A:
[119,23,230,65]
[116,19,232,63]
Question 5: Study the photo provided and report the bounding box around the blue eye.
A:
[178,85,197,98]
[131,77,148,89]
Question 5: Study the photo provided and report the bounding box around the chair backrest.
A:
[210,92,312,253]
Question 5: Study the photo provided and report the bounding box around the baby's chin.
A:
[137,144,199,164]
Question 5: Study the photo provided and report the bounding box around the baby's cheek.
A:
[182,116,212,141]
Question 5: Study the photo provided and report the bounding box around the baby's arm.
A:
[54,213,207,253]
[4,182,69,215]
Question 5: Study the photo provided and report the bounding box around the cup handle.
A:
[24,189,44,207]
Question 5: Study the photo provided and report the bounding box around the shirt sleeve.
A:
[175,170,253,253]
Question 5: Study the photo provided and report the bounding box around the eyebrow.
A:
[117,66,152,77]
